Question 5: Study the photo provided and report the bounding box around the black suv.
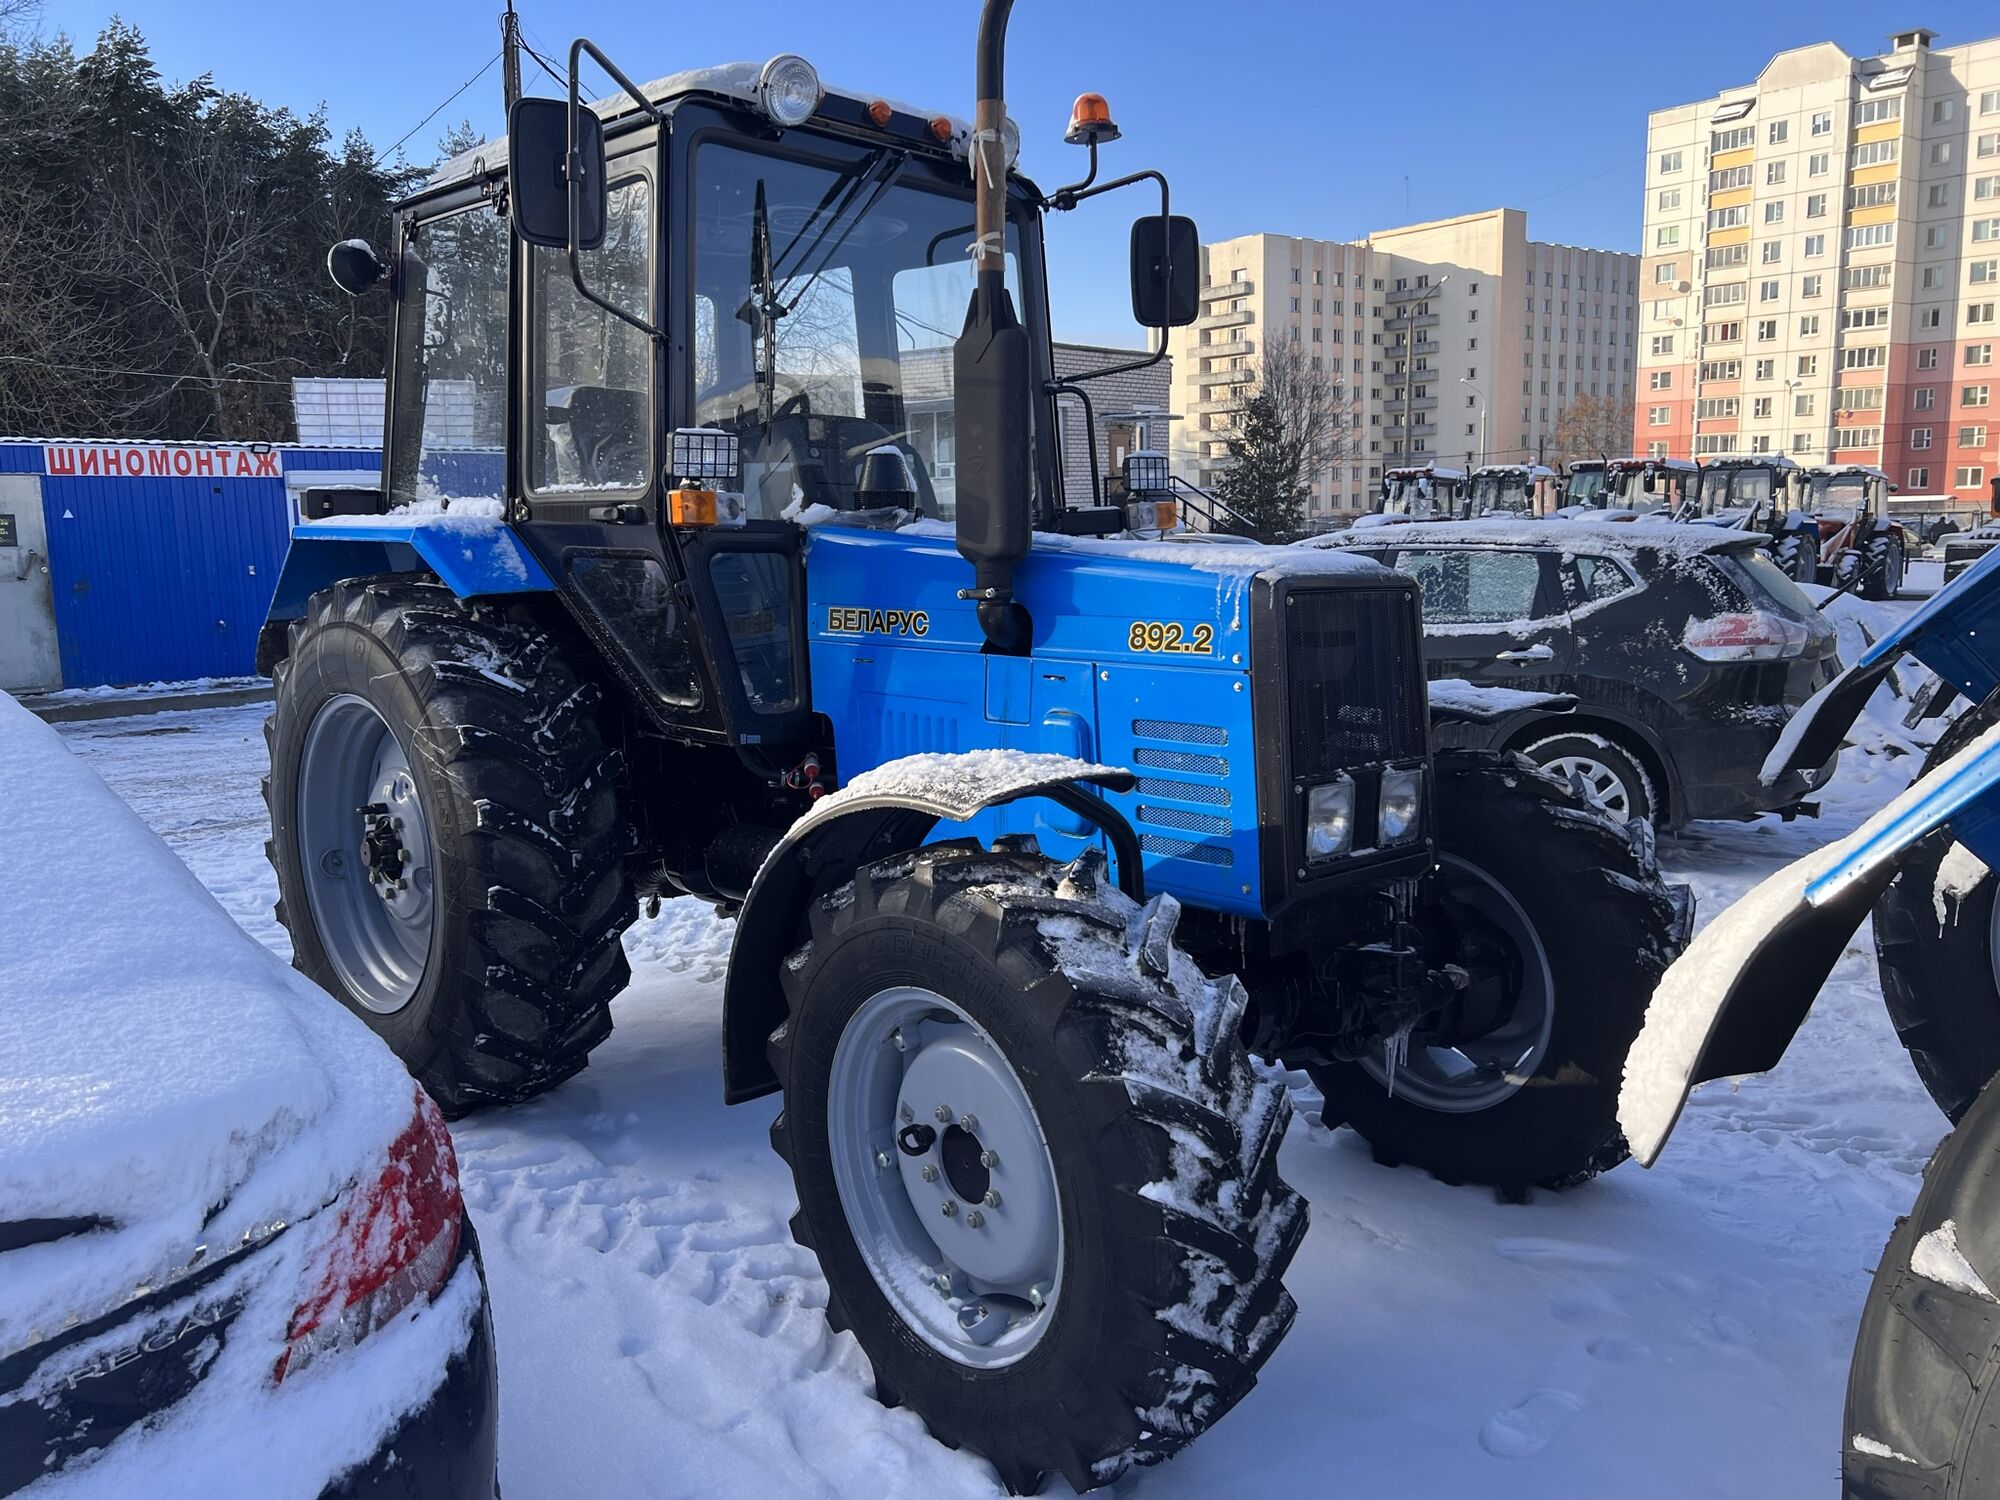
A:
[1319,520,1842,827]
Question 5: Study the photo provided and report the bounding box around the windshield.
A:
[1698,467,1773,512]
[1469,475,1532,515]
[692,141,1031,521]
[1608,469,1673,512]
[1564,467,1606,506]
[1810,475,1874,513]
[1383,476,1454,517]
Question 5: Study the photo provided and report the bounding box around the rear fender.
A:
[720,753,1139,1104]
[263,519,556,630]
[1622,722,2000,1167]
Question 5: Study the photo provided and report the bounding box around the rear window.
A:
[1718,545,1820,617]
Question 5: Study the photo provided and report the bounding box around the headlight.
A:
[1306,777,1356,861]
[757,55,822,128]
[1378,766,1423,846]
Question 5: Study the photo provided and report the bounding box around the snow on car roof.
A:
[0,695,415,1354]
[1318,517,1760,558]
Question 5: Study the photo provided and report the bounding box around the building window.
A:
[1969,344,1995,366]
[1924,266,1948,290]
[1753,396,1773,418]
[1796,393,1816,417]
[1804,233,1825,258]
[1706,281,1746,307]
[1653,261,1676,284]
[1843,306,1892,331]
[1812,109,1833,135]
[1763,201,1786,225]
[1850,139,1899,169]
[1708,244,1750,271]
[1648,405,1671,426]
[1980,132,2000,159]
[1921,307,1944,330]
[1971,303,1997,326]
[1964,426,1990,449]
[1651,334,1675,356]
[1808,151,1830,178]
[1933,142,1955,166]
[1799,314,1821,336]
[1855,97,1902,125]
[1702,359,1744,381]
[1711,126,1755,152]
[1709,320,1745,343]
[1958,467,1989,491]
[1932,183,1954,209]
[1697,397,1741,419]
[1759,280,1780,302]
[1801,274,1823,299]
[1806,193,1828,218]
[1914,429,1934,449]
[1797,355,1819,377]
[1920,347,1941,369]
[1842,346,1887,370]
[1842,387,1884,413]
[1649,369,1672,390]
[1965,385,1993,408]
[1832,427,1882,449]
[1753,358,1774,380]
[1753,318,1776,341]
[1984,91,2000,115]
[1977,219,2000,244]
[1979,259,2000,285]
[1766,160,1787,186]
[1936,99,1957,124]
[1708,205,1749,231]
[1916,388,1937,410]
[1656,224,1681,248]
[1762,241,1783,264]
[1909,466,1930,488]
[1846,223,1896,251]
[1710,164,1753,192]
[1847,181,1898,210]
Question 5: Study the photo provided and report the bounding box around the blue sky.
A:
[33,0,2000,345]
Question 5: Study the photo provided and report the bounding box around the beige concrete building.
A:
[1168,209,1639,516]
[1635,27,2000,497]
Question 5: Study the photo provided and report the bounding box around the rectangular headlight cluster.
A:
[1304,766,1425,864]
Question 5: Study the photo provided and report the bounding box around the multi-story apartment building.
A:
[1636,27,2000,499]
[1168,209,1639,517]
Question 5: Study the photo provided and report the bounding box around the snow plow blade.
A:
[1625,722,2000,1168]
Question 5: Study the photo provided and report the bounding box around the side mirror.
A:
[326,240,385,297]
[1130,214,1199,329]
[508,97,606,251]
[1642,470,1656,493]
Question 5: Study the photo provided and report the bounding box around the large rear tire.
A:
[1844,1069,2000,1497]
[1874,692,2000,1124]
[265,576,636,1115]
[1313,752,1683,1192]
[770,842,1303,1494]
[1775,529,1820,585]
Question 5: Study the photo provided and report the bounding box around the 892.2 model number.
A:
[1127,620,1215,655]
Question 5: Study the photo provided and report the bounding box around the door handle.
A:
[1495,644,1554,663]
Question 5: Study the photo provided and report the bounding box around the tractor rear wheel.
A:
[1775,529,1819,585]
[265,576,636,1115]
[770,842,1303,1494]
[1313,752,1683,1193]
[1863,534,1903,601]
[1874,692,2000,1123]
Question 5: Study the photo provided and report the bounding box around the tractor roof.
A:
[429,59,970,190]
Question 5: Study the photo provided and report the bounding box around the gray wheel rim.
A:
[825,985,1063,1369]
[1359,854,1556,1113]
[297,694,436,1014]
[1540,751,1636,820]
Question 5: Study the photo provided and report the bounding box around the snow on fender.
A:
[1621,717,2000,1166]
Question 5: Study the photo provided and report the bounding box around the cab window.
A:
[530,176,654,495]
[389,204,510,507]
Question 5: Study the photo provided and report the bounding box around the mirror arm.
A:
[1044,379,1103,511]
[1055,167,1173,385]
[566,36,666,343]
[1045,140,1101,211]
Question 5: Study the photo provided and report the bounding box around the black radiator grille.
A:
[1283,587,1429,780]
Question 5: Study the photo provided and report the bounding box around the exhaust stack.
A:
[953,0,1033,654]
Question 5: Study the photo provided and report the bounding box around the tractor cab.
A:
[1686,454,1804,527]
[1465,463,1555,518]
[1803,464,1892,528]
[1558,456,1695,519]
[1804,464,1908,597]
[1373,463,1468,522]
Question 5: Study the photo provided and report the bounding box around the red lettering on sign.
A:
[256,451,280,477]
[78,449,100,476]
[194,451,215,476]
[44,447,76,475]
[172,449,192,476]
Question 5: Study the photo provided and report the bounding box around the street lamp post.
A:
[1459,376,1487,468]
[1781,378,1800,457]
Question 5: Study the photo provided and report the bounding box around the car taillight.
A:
[275,1087,462,1383]
[1682,610,1809,662]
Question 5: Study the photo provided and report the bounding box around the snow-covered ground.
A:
[55,579,1950,1498]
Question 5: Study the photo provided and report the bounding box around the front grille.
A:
[1133,718,1229,746]
[1283,588,1429,780]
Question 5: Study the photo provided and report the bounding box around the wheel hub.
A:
[826,987,1063,1367]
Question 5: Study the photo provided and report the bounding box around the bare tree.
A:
[111,120,293,433]
[1211,336,1352,541]
[1550,391,1634,465]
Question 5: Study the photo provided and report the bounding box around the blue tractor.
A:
[259,7,1683,1487]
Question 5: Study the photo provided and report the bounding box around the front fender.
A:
[720,752,1138,1104]
[1621,719,2000,1167]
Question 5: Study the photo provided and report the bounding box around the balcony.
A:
[1387,283,1443,304]
[1411,339,1440,356]
[1203,338,1254,361]
[1385,311,1441,331]
[1191,396,1247,416]
[1196,308,1254,332]
[1200,279,1253,302]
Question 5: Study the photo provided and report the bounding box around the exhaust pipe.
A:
[953,0,1033,654]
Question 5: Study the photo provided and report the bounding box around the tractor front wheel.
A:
[1313,752,1683,1193]
[1774,529,1819,585]
[265,576,637,1115]
[770,842,1303,1494]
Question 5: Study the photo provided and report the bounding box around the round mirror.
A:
[327,239,386,297]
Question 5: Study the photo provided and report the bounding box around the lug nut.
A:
[960,1114,979,1133]
[934,1272,952,1297]
[983,1190,1001,1208]
[934,1105,952,1123]
[941,1200,957,1218]
[921,1164,939,1182]
[1029,1285,1047,1311]
[875,1151,891,1170]
[890,1028,907,1052]
[966,1210,985,1229]
[979,1149,998,1169]
[900,1102,914,1123]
